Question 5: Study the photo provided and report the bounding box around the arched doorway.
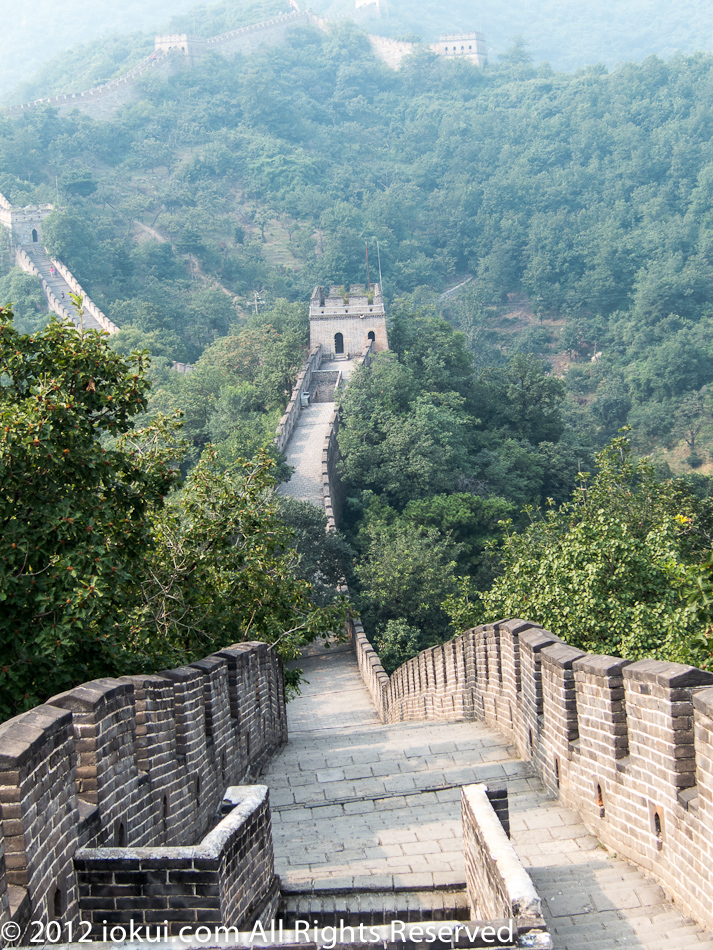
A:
[367,330,376,343]
[334,332,344,355]
[31,229,38,242]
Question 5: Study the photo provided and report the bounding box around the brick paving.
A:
[262,645,713,949]
[24,244,104,330]
[279,358,354,508]
[278,401,335,508]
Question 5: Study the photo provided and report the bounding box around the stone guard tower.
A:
[431,31,486,65]
[0,193,54,247]
[309,283,388,358]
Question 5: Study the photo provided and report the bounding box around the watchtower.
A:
[154,34,207,66]
[309,284,388,359]
[431,31,486,66]
[0,198,54,247]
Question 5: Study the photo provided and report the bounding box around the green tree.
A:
[374,619,422,675]
[674,388,711,462]
[127,451,347,669]
[481,436,704,662]
[0,307,176,717]
[474,354,566,444]
[337,355,469,506]
[0,269,48,333]
[355,518,462,652]
[0,307,344,718]
[277,497,355,606]
[401,492,514,581]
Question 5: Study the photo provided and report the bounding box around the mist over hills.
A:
[346,0,713,71]
[0,0,282,102]
[4,0,713,103]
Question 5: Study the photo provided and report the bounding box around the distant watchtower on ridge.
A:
[431,31,486,65]
[309,284,388,359]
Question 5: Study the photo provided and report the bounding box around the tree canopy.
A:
[0,307,343,719]
[480,436,713,663]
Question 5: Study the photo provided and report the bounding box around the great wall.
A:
[0,191,117,333]
[0,9,484,333]
[2,11,486,123]
[2,15,713,949]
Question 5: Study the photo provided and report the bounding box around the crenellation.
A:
[0,643,285,943]
[48,680,144,848]
[349,614,713,931]
[0,704,80,930]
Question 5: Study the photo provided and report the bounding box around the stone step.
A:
[309,370,341,403]
[278,887,471,926]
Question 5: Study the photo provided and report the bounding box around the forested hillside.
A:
[5,0,713,101]
[4,29,713,463]
[5,14,713,685]
[0,0,284,103]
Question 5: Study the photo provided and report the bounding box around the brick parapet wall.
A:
[15,248,70,325]
[322,343,374,530]
[74,785,277,936]
[48,256,119,333]
[461,784,547,944]
[349,618,713,930]
[274,344,322,454]
[206,13,309,56]
[0,643,286,944]
[4,48,180,120]
[3,13,311,123]
[366,35,416,69]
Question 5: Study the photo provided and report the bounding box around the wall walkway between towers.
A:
[0,191,118,333]
[348,615,713,932]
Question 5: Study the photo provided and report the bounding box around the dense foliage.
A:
[0,0,284,102]
[480,436,713,664]
[5,10,713,683]
[336,307,586,670]
[0,309,343,719]
[5,31,713,464]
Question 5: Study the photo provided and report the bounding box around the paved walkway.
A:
[262,645,713,949]
[268,352,713,948]
[24,244,103,330]
[279,358,354,508]
[279,402,335,507]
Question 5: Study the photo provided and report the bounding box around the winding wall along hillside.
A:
[3,11,426,122]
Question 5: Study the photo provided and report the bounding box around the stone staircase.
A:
[279,886,471,927]
[309,370,341,403]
